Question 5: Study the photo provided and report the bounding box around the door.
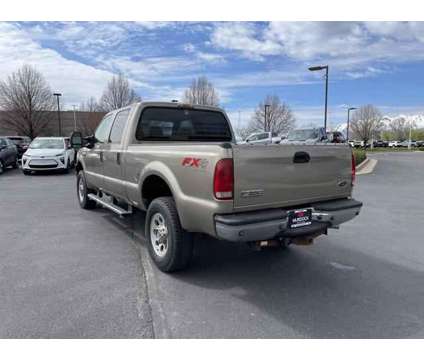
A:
[102,108,131,198]
[83,113,115,189]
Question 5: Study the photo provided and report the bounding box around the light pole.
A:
[347,107,356,141]
[53,93,62,136]
[309,65,329,132]
[72,105,77,131]
[408,121,413,150]
[264,104,270,131]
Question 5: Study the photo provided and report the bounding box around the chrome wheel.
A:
[150,213,169,257]
[78,176,85,203]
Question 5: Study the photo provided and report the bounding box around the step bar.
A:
[87,193,132,216]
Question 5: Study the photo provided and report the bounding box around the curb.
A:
[355,157,370,171]
[356,157,378,175]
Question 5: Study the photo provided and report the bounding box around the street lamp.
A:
[72,105,77,131]
[53,93,62,136]
[308,65,329,132]
[264,104,270,131]
[346,107,357,141]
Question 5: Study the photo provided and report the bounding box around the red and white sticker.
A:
[181,157,209,168]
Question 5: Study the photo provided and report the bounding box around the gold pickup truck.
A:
[71,101,362,272]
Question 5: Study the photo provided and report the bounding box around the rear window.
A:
[135,107,232,142]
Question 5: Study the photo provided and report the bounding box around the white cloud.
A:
[210,21,424,74]
[183,42,225,63]
[211,22,283,60]
[0,23,114,107]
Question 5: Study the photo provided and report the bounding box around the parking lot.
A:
[1,151,424,338]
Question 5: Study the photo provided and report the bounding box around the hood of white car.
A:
[24,148,65,157]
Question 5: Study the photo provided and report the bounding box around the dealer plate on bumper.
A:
[287,208,312,229]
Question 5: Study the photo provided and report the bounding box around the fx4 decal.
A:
[181,157,209,169]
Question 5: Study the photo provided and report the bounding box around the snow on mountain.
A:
[332,114,424,136]
[381,114,424,129]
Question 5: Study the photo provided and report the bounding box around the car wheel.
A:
[12,158,19,169]
[146,197,193,272]
[77,171,96,209]
[0,161,4,174]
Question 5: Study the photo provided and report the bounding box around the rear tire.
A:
[146,197,193,272]
[77,171,96,209]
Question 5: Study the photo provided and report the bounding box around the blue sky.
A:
[1,21,424,129]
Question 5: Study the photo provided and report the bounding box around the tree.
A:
[0,64,55,139]
[79,96,99,112]
[183,76,219,106]
[79,97,104,135]
[350,105,383,145]
[248,95,295,134]
[98,73,141,112]
[389,117,408,141]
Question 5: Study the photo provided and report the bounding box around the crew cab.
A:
[72,102,362,272]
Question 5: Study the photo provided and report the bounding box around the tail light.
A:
[351,151,356,186]
[213,158,233,200]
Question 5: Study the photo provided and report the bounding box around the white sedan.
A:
[21,137,75,175]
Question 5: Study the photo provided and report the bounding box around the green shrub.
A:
[353,148,367,165]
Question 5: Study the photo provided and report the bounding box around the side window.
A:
[94,114,115,143]
[109,109,130,144]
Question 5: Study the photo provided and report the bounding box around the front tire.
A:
[77,171,96,209]
[146,197,193,272]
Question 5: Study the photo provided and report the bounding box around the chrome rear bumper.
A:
[215,198,362,242]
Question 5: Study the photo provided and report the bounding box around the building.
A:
[0,110,106,138]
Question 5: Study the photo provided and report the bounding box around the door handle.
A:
[116,152,121,165]
[293,151,310,163]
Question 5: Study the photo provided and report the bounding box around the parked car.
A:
[6,136,31,158]
[281,127,327,144]
[243,131,281,144]
[388,140,401,148]
[72,102,362,272]
[373,140,388,148]
[21,137,75,175]
[397,140,417,148]
[327,131,346,143]
[0,136,19,174]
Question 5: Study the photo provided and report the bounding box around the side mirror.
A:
[70,131,83,149]
[84,135,96,149]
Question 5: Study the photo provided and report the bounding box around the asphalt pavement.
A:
[1,151,423,338]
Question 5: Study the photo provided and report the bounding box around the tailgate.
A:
[232,144,352,210]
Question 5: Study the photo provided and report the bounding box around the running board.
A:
[87,194,132,216]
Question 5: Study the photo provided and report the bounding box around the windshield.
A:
[287,129,319,141]
[29,138,64,149]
